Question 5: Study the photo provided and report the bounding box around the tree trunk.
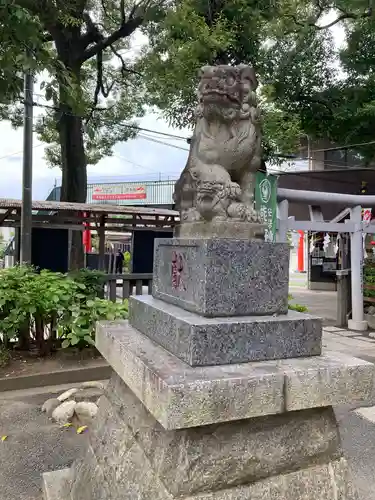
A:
[51,24,89,270]
[58,82,87,270]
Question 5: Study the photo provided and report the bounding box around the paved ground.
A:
[1,365,375,500]
[323,326,375,364]
[0,384,89,500]
[289,271,308,288]
[289,286,338,324]
[2,291,375,500]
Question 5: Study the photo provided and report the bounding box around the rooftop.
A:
[0,199,179,232]
[0,198,178,217]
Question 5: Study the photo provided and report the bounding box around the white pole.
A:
[348,205,367,331]
[277,199,289,243]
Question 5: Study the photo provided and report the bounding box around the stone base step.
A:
[42,469,71,500]
[129,294,322,366]
[96,320,373,430]
[46,374,359,500]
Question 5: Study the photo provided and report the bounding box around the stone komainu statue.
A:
[174,64,262,224]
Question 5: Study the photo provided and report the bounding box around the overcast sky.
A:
[0,12,345,201]
[0,109,191,200]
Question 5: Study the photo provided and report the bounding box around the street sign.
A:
[255,172,277,243]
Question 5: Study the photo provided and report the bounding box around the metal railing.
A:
[101,273,153,302]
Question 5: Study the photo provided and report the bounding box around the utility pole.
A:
[20,68,33,264]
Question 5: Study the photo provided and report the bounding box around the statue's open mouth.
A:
[201,89,241,106]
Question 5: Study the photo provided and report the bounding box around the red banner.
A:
[92,185,146,201]
[92,193,146,200]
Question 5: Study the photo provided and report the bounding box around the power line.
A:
[30,101,190,141]
[0,143,44,162]
[111,152,164,173]
[310,140,375,153]
[23,99,375,153]
[130,125,188,141]
[138,133,189,151]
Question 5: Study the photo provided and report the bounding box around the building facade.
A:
[48,179,177,209]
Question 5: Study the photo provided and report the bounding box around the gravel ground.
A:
[0,385,89,500]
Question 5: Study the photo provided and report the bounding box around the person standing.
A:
[115,249,124,274]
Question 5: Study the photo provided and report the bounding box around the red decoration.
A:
[171,251,186,291]
[82,212,91,253]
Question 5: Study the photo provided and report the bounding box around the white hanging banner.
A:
[334,234,340,255]
[309,236,315,255]
[291,231,300,249]
[323,233,331,253]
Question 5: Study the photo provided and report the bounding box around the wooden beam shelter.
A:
[0,198,179,272]
[0,198,179,232]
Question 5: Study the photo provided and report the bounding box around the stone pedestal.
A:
[42,237,373,500]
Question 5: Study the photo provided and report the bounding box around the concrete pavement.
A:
[323,326,375,364]
[289,286,338,325]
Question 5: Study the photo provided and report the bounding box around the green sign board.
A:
[255,171,278,243]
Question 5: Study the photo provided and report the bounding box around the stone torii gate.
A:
[277,187,375,332]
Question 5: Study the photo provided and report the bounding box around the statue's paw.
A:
[182,208,202,222]
[246,207,262,223]
[227,203,262,223]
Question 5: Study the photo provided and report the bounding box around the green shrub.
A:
[124,251,131,271]
[67,269,105,298]
[0,266,128,354]
[59,298,128,348]
[288,294,308,313]
[0,265,39,348]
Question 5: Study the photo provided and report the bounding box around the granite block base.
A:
[45,373,358,500]
[152,238,289,317]
[95,320,373,429]
[176,220,265,240]
[129,295,322,365]
[42,469,71,500]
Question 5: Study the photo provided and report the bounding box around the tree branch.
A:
[79,16,143,62]
[297,92,335,114]
[120,0,126,25]
[290,6,373,31]
[78,0,168,62]
[110,46,142,76]
[314,9,372,30]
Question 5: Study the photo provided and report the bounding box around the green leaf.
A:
[70,335,80,346]
[84,335,95,346]
[61,339,71,348]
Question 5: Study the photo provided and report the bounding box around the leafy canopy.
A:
[0,0,168,168]
[140,0,375,162]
